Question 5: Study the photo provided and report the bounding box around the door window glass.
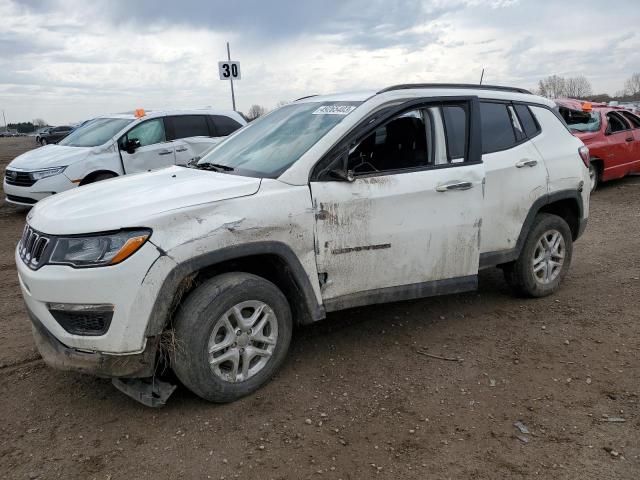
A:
[441,105,467,162]
[211,115,243,136]
[621,111,640,129]
[126,118,166,147]
[508,105,526,142]
[607,113,629,133]
[514,104,541,137]
[479,102,517,154]
[170,115,209,139]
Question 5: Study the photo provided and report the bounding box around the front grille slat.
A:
[5,170,36,187]
[18,226,51,269]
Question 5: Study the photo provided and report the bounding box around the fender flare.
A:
[479,189,584,268]
[144,241,325,336]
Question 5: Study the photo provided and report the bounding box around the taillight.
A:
[578,146,590,168]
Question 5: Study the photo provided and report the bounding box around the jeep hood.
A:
[8,144,93,169]
[28,166,261,235]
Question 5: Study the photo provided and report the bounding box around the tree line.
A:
[536,72,640,101]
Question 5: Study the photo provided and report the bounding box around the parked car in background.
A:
[556,98,640,191]
[16,84,589,405]
[38,126,73,145]
[3,108,246,206]
[35,128,51,144]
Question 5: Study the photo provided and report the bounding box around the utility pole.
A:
[227,42,236,111]
[479,68,485,85]
[2,110,6,130]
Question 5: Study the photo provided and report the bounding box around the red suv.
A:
[556,99,640,191]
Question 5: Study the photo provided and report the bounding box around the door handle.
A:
[516,159,538,168]
[435,181,473,192]
[158,149,173,156]
[175,148,188,152]
[625,137,634,142]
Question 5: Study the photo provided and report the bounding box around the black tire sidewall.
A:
[172,273,292,403]
[516,214,573,297]
[589,163,598,193]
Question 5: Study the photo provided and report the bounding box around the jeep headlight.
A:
[30,166,67,180]
[49,230,150,267]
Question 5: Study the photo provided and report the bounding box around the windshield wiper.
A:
[196,162,235,172]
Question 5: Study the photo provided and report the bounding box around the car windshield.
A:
[196,102,362,178]
[58,118,133,147]
[561,108,601,133]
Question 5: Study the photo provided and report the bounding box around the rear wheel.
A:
[503,213,573,297]
[172,273,292,403]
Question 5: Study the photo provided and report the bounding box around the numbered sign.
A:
[218,61,241,80]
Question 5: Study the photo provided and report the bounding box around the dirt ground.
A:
[0,136,638,480]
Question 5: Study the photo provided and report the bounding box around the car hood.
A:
[28,166,262,235]
[7,145,93,170]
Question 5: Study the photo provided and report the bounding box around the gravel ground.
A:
[0,137,638,479]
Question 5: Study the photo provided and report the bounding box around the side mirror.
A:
[329,168,355,182]
[123,138,141,154]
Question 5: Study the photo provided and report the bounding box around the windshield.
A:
[196,102,362,177]
[560,108,601,133]
[58,118,133,147]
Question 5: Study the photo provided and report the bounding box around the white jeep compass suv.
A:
[4,108,245,206]
[16,84,590,405]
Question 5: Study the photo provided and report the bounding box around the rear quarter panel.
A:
[529,106,589,219]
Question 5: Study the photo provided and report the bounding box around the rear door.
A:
[166,115,212,165]
[310,98,484,307]
[120,117,175,173]
[479,101,548,256]
[603,112,634,179]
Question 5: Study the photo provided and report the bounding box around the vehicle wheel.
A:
[172,272,292,403]
[588,163,599,193]
[503,213,573,298]
[40,138,47,146]
[81,172,116,185]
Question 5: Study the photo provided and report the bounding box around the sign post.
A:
[218,42,241,111]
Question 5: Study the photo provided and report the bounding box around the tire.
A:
[40,138,47,146]
[172,272,292,403]
[588,162,599,193]
[503,213,573,297]
[82,172,116,185]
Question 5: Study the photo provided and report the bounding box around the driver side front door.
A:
[120,118,176,173]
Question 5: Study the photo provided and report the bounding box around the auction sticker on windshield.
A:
[312,105,357,115]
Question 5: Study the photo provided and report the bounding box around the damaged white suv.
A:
[17,84,590,406]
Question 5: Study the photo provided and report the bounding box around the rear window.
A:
[479,102,517,154]
[211,115,242,136]
[170,115,210,139]
[621,111,640,128]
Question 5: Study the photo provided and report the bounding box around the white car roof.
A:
[293,84,554,108]
[96,108,245,122]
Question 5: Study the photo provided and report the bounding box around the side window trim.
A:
[310,96,482,182]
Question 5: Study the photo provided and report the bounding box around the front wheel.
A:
[40,138,47,146]
[503,213,573,297]
[172,273,292,403]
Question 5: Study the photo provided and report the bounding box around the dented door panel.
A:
[310,164,485,300]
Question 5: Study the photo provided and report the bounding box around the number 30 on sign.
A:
[218,61,241,80]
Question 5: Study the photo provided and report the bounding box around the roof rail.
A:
[294,94,319,101]
[377,83,532,95]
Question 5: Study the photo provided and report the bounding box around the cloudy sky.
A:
[1,0,639,124]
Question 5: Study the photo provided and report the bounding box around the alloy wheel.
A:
[207,300,278,383]
[532,229,565,285]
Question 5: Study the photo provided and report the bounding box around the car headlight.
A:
[30,166,67,180]
[49,230,151,267]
